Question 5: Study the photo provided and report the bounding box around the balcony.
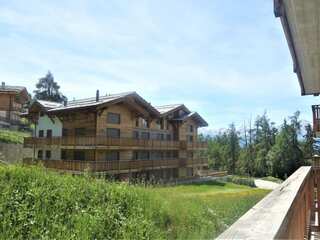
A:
[312,105,320,137]
[23,136,208,150]
[22,157,208,173]
[217,157,320,239]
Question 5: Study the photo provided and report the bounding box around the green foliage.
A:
[223,176,256,187]
[34,71,67,103]
[207,124,240,174]
[0,166,268,239]
[0,166,161,240]
[206,111,311,180]
[261,176,283,184]
[144,180,267,239]
[0,129,30,144]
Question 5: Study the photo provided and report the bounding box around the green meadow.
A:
[0,166,269,239]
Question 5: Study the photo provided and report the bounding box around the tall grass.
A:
[0,129,30,144]
[0,166,269,239]
[0,166,161,239]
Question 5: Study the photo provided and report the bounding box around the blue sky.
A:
[0,0,319,132]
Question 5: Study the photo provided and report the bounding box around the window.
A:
[140,132,150,140]
[62,128,68,137]
[106,151,120,161]
[37,150,43,159]
[155,119,161,129]
[45,150,51,160]
[106,128,120,138]
[133,151,139,160]
[75,128,86,136]
[188,135,194,142]
[160,119,165,130]
[40,112,44,117]
[189,125,194,132]
[160,134,164,141]
[74,151,85,161]
[46,129,52,138]
[141,118,149,128]
[135,118,139,127]
[61,150,67,160]
[107,112,120,124]
[166,134,171,141]
[38,130,44,137]
[140,151,150,160]
[133,131,139,139]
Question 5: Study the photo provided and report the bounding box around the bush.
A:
[261,176,283,184]
[223,176,256,187]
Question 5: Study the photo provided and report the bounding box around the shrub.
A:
[223,176,256,187]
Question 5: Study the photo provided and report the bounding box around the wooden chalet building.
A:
[23,91,208,180]
[0,82,29,127]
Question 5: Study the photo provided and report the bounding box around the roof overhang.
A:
[274,0,320,95]
[172,112,208,128]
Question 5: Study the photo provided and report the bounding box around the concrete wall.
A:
[0,142,32,164]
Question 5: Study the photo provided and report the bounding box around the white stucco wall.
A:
[35,114,62,137]
[35,147,61,160]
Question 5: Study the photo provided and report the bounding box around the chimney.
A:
[96,90,100,102]
[1,82,5,88]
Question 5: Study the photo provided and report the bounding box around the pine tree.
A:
[34,71,67,103]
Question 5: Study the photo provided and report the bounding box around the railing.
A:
[217,166,314,239]
[24,136,208,150]
[23,157,208,172]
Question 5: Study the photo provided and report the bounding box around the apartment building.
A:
[24,91,208,180]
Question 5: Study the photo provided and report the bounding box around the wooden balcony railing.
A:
[24,136,208,150]
[23,157,208,173]
[218,166,315,239]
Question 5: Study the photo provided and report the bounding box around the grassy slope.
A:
[146,182,269,239]
[0,166,269,239]
[0,129,30,144]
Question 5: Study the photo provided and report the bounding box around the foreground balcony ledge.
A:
[218,166,313,239]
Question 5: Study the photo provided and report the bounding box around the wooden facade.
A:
[0,82,29,125]
[24,92,208,180]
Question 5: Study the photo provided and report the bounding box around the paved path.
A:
[254,179,280,190]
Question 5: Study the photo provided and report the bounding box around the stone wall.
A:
[0,142,33,164]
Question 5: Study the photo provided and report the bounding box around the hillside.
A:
[0,129,30,144]
[0,166,269,239]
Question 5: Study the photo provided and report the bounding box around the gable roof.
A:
[0,84,30,102]
[172,112,208,127]
[37,100,63,109]
[0,85,26,93]
[29,92,160,118]
[154,104,190,116]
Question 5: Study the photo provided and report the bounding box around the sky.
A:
[0,0,319,133]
